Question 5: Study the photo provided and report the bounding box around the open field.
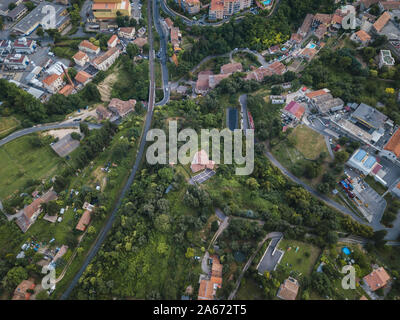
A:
[98,69,120,102]
[278,240,321,277]
[290,125,328,160]
[0,135,62,199]
[0,117,19,136]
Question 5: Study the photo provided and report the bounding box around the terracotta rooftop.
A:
[133,37,148,47]
[363,267,390,291]
[73,50,88,61]
[75,70,92,84]
[59,84,74,96]
[306,89,330,99]
[93,47,119,66]
[355,30,371,42]
[43,73,61,86]
[220,62,243,74]
[191,149,215,173]
[23,190,57,220]
[277,277,299,300]
[290,33,303,43]
[79,40,99,52]
[210,0,224,11]
[313,13,332,25]
[284,101,306,119]
[107,34,118,46]
[165,17,174,29]
[12,279,35,300]
[373,11,391,32]
[76,210,91,231]
[384,127,400,158]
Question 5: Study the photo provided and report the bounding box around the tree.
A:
[4,267,27,289]
[8,3,17,10]
[185,247,195,259]
[88,226,96,235]
[334,151,349,164]
[36,27,44,37]
[126,43,140,59]
[79,122,89,136]
[71,132,81,140]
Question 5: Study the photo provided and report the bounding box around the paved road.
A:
[264,144,382,229]
[60,0,156,299]
[228,232,283,300]
[0,122,101,147]
[154,0,170,106]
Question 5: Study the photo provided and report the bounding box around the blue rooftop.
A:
[364,156,376,169]
[354,149,367,161]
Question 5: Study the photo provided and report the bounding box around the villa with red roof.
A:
[363,267,390,291]
[283,101,306,120]
[191,150,215,173]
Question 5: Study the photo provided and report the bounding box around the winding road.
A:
[60,0,157,299]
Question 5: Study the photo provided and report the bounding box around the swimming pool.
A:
[262,0,272,5]
[306,43,316,49]
[342,247,351,255]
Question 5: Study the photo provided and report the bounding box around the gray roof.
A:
[0,0,18,14]
[12,2,69,35]
[352,103,387,129]
[7,4,27,20]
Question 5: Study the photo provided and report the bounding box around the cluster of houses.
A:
[198,255,223,300]
[194,59,286,95]
[96,97,136,121]
[163,18,182,65]
[0,37,36,70]
[174,0,201,15]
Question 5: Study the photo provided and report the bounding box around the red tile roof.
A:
[384,128,400,157]
[76,210,91,231]
[363,267,390,291]
[284,101,305,120]
[373,11,391,32]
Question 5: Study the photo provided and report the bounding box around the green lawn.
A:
[236,276,265,300]
[0,135,62,199]
[278,240,321,277]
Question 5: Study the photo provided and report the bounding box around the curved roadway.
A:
[60,0,156,299]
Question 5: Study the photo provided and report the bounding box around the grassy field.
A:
[236,276,265,300]
[0,135,62,199]
[232,52,261,71]
[0,116,19,136]
[278,240,321,277]
[290,125,328,160]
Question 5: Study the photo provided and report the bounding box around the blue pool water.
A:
[262,0,271,5]
[309,43,316,49]
[227,108,238,131]
[342,247,351,255]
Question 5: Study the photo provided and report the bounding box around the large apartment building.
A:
[209,0,252,20]
[92,0,131,20]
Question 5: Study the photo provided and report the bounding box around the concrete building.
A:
[209,0,251,20]
[92,47,120,71]
[351,30,372,45]
[0,0,23,16]
[42,73,64,94]
[13,38,36,54]
[5,4,28,22]
[347,149,378,175]
[277,277,299,300]
[73,51,90,67]
[108,98,135,118]
[352,103,387,130]
[78,40,100,55]
[209,0,224,20]
[107,34,119,48]
[92,0,131,20]
[118,27,135,40]
[4,53,29,70]
[12,2,70,35]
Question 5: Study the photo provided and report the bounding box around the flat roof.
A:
[352,103,387,129]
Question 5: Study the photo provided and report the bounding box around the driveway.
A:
[256,234,284,274]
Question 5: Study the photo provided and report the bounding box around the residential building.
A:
[118,27,135,40]
[363,267,390,291]
[195,70,213,94]
[209,0,224,20]
[12,279,35,300]
[96,105,112,120]
[92,47,120,71]
[209,73,230,89]
[4,54,29,70]
[283,101,306,120]
[13,38,36,54]
[12,2,70,35]
[73,51,90,67]
[277,277,299,300]
[59,84,75,96]
[298,13,314,37]
[379,1,400,11]
[76,210,91,231]
[165,18,174,30]
[133,37,148,48]
[300,47,318,60]
[15,190,57,232]
[78,40,100,55]
[170,27,182,50]
[75,70,92,85]
[379,49,395,68]
[191,150,215,173]
[290,33,303,44]
[220,62,243,74]
[43,74,64,94]
[0,40,13,56]
[352,30,372,45]
[382,127,400,161]
[137,27,146,37]
[108,98,136,117]
[352,103,387,130]
[372,11,391,33]
[92,0,131,20]
[107,34,119,48]
[198,255,223,300]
